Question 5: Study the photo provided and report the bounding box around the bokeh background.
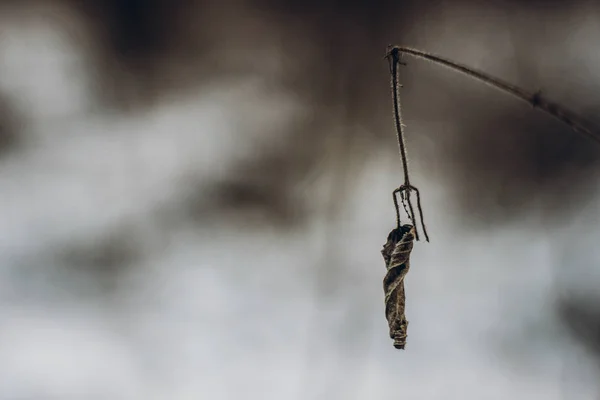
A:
[0,0,600,398]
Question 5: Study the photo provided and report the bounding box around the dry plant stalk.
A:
[385,47,430,243]
[380,45,600,351]
[388,46,600,145]
[381,47,426,351]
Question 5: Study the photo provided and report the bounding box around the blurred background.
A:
[0,0,600,398]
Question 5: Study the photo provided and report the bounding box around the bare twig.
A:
[385,47,430,242]
[388,46,600,145]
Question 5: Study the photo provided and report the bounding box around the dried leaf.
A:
[381,224,416,349]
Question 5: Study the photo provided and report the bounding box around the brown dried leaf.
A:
[381,224,416,350]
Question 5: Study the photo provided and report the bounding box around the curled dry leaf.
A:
[381,224,416,350]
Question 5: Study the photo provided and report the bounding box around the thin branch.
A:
[388,46,600,145]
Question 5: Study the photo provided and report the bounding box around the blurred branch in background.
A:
[0,94,20,155]
[558,296,600,367]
